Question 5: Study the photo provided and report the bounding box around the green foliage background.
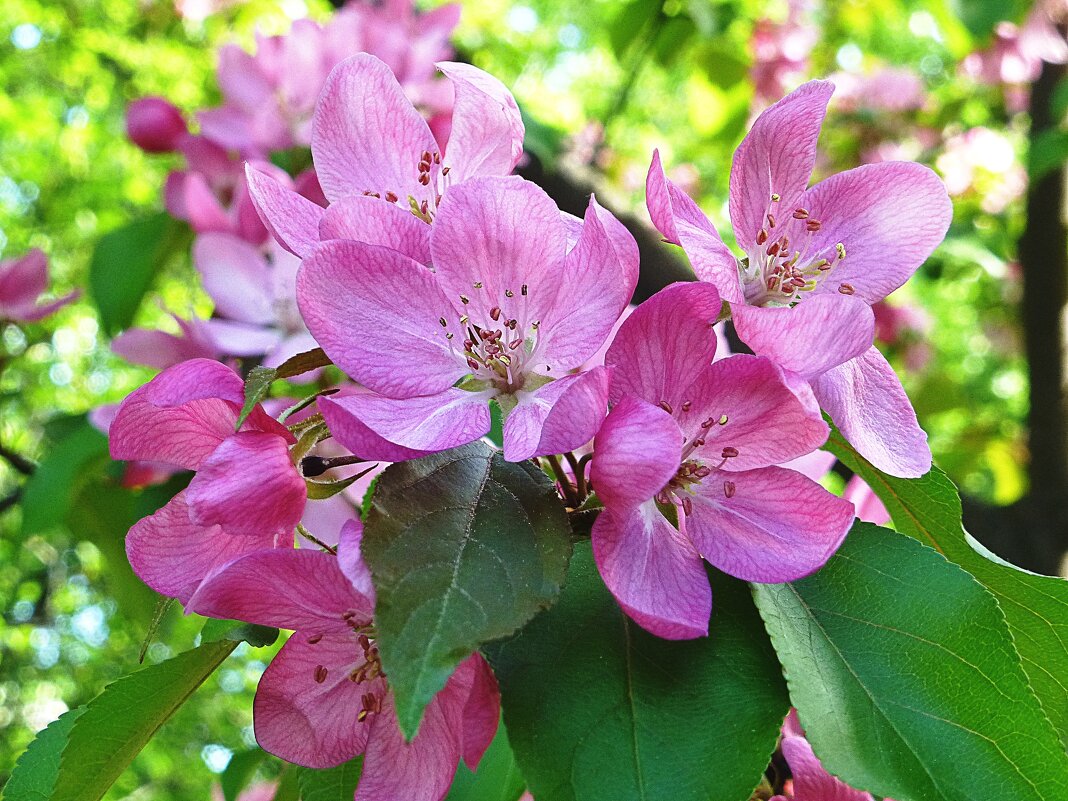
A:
[0,0,1048,797]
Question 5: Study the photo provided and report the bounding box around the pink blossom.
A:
[832,67,926,113]
[125,97,188,153]
[647,80,952,477]
[175,0,242,21]
[961,4,1068,90]
[109,359,306,603]
[198,2,459,156]
[189,521,500,801]
[750,0,817,104]
[246,53,524,258]
[589,282,853,639]
[936,126,1026,214]
[0,249,79,323]
[772,710,896,801]
[111,313,226,370]
[299,175,637,462]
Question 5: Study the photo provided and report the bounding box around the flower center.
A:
[306,619,385,724]
[361,149,454,223]
[653,411,739,517]
[740,192,854,306]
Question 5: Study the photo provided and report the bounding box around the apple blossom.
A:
[0,249,79,323]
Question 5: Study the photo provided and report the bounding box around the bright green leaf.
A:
[298,758,363,801]
[200,617,279,648]
[363,441,572,739]
[21,417,108,536]
[3,709,84,801]
[220,748,267,801]
[445,723,526,801]
[235,349,332,429]
[826,430,1068,746]
[486,543,788,801]
[89,213,187,336]
[950,0,1028,40]
[754,522,1068,801]
[1029,128,1068,181]
[47,640,237,801]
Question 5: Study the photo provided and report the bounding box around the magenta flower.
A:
[648,80,952,477]
[189,521,500,801]
[245,52,524,259]
[773,710,895,801]
[0,249,79,323]
[109,359,306,603]
[589,282,853,639]
[299,175,637,462]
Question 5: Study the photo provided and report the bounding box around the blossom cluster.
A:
[108,14,950,798]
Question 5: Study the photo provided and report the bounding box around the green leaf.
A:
[20,417,107,536]
[363,441,572,739]
[825,430,1068,746]
[950,0,1027,40]
[298,758,363,801]
[235,348,332,429]
[1028,128,1068,181]
[753,522,1068,801]
[220,748,267,801]
[200,617,279,648]
[4,709,84,801]
[486,543,788,801]
[89,212,187,336]
[46,640,237,801]
[445,723,526,801]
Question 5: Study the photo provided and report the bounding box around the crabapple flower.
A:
[189,521,500,801]
[647,80,952,477]
[589,282,853,639]
[0,249,79,323]
[246,53,523,258]
[109,359,306,603]
[299,175,637,462]
[772,710,896,801]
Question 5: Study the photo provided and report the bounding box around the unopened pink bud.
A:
[126,97,187,153]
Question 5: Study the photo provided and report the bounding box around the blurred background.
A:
[1,0,1066,797]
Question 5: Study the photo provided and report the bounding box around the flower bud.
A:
[126,97,187,153]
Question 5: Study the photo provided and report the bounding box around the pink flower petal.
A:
[318,195,433,264]
[605,282,722,408]
[647,150,743,302]
[319,388,492,461]
[804,162,951,304]
[201,319,284,357]
[535,195,639,370]
[126,491,283,603]
[109,359,244,469]
[590,396,681,510]
[186,431,307,538]
[189,547,371,632]
[254,635,378,768]
[811,346,931,477]
[337,519,376,606]
[455,653,500,770]
[297,239,464,398]
[193,234,276,325]
[0,248,48,307]
[843,475,891,526]
[679,355,830,470]
[436,61,524,182]
[730,81,834,246]
[246,165,325,258]
[111,326,218,369]
[782,732,877,801]
[311,54,436,203]
[592,504,711,639]
[502,367,610,461]
[430,176,568,333]
[687,466,853,583]
[732,295,875,379]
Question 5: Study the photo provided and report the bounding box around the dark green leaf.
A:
[48,640,237,801]
[298,758,363,801]
[486,543,788,801]
[89,213,186,336]
[826,430,1068,746]
[1028,128,1068,181]
[754,523,1068,801]
[21,417,108,536]
[950,0,1028,39]
[4,709,84,801]
[445,723,525,801]
[220,748,267,801]
[363,441,572,739]
[200,617,279,648]
[608,0,660,58]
